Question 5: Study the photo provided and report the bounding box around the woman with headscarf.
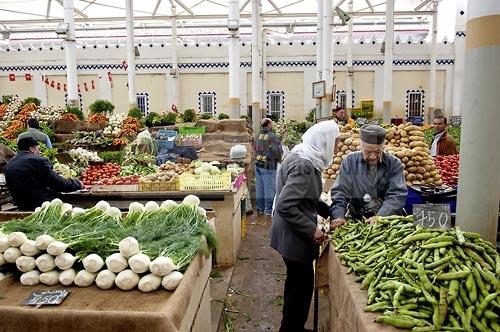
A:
[270,120,342,332]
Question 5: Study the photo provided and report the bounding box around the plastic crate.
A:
[156,129,177,151]
[176,134,202,147]
[178,126,206,135]
[179,172,232,191]
[139,179,179,192]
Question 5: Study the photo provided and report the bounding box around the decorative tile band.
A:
[455,31,466,37]
[0,59,455,72]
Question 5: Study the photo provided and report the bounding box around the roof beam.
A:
[414,0,432,12]
[55,0,88,18]
[46,0,52,20]
[207,0,228,8]
[152,0,162,16]
[174,0,194,15]
[240,0,251,12]
[0,10,436,26]
[365,0,375,13]
[267,0,282,15]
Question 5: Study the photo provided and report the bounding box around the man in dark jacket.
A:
[254,118,282,216]
[5,137,83,211]
[430,116,458,156]
[330,125,407,223]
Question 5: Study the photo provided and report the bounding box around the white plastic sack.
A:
[230,144,247,159]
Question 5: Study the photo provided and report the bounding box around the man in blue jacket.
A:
[5,137,83,211]
[254,118,282,216]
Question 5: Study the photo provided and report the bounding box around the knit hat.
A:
[17,137,39,151]
[360,125,386,145]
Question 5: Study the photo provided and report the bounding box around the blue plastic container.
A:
[156,129,177,152]
[404,186,425,215]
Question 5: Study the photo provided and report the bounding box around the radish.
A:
[40,271,60,286]
[47,241,68,256]
[83,254,104,273]
[162,271,183,291]
[105,253,128,273]
[36,254,56,272]
[35,234,55,250]
[74,270,96,287]
[182,195,200,207]
[119,237,140,258]
[128,253,151,274]
[115,269,139,290]
[4,247,22,263]
[8,232,28,247]
[96,270,116,290]
[0,234,9,252]
[138,274,162,292]
[16,256,36,272]
[20,240,41,256]
[59,269,77,286]
[20,270,41,286]
[55,253,78,270]
[149,256,177,276]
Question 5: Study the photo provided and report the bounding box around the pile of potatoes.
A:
[323,123,442,186]
[385,123,429,149]
[323,125,361,181]
[385,146,442,186]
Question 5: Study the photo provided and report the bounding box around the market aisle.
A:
[215,213,289,331]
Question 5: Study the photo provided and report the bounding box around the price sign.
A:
[23,289,70,307]
[413,204,451,229]
[451,115,462,128]
[312,81,326,98]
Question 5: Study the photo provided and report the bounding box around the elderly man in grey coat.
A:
[329,124,407,224]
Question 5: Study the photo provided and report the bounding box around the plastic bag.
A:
[230,144,247,159]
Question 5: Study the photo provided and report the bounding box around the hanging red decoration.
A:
[57,82,61,90]
[25,73,32,81]
[91,80,96,89]
[64,84,67,92]
[50,80,55,88]
[107,71,113,82]
[8,74,15,81]
[84,82,88,91]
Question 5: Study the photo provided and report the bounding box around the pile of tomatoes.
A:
[434,154,459,187]
[81,163,121,186]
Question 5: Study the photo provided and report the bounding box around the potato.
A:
[407,161,415,167]
[424,165,432,172]
[349,145,355,150]
[413,180,421,185]
[401,137,410,143]
[336,152,343,157]
[409,141,428,148]
[405,150,415,158]
[416,166,426,174]
[407,166,417,173]
[344,138,353,146]
[327,169,334,175]
[409,136,425,142]
[338,142,344,148]
[400,143,409,148]
[334,157,342,164]
[396,151,405,159]
[352,140,360,147]
[414,161,420,167]
[407,173,416,181]
[332,164,340,171]
[341,145,349,152]
[404,125,420,132]
[423,172,430,179]
[345,150,352,154]
[409,130,425,137]
[390,139,397,144]
[402,157,409,163]
[395,135,401,141]
[403,170,408,176]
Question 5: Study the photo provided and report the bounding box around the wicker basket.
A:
[139,179,179,192]
[179,172,232,191]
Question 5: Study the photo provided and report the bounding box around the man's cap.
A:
[360,124,386,145]
[17,137,39,151]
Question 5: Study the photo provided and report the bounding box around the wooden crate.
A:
[91,184,139,192]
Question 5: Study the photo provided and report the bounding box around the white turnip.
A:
[7,232,28,247]
[35,234,55,251]
[59,268,76,286]
[40,271,60,286]
[74,270,96,287]
[83,254,104,273]
[20,240,41,256]
[55,253,78,270]
[162,271,183,291]
[36,254,56,272]
[115,269,139,290]
[47,241,68,256]
[128,253,151,274]
[149,256,177,276]
[20,270,41,286]
[15,256,36,272]
[4,247,22,263]
[119,237,140,258]
[95,270,116,290]
[105,253,128,273]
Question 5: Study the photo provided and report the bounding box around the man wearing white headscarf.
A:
[270,120,341,332]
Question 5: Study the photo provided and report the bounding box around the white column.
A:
[321,0,333,118]
[452,0,467,116]
[383,0,394,123]
[33,72,48,106]
[64,0,78,107]
[428,0,438,123]
[251,0,262,132]
[239,67,247,117]
[443,67,453,118]
[126,0,137,109]
[97,71,112,101]
[373,67,384,117]
[315,0,323,119]
[346,0,354,116]
[262,30,268,117]
[228,0,240,119]
[170,2,179,109]
[456,0,500,243]
[303,67,316,119]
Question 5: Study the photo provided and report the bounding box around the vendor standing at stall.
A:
[5,137,83,211]
[17,118,52,148]
[430,116,458,156]
[329,124,407,223]
[270,121,341,332]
